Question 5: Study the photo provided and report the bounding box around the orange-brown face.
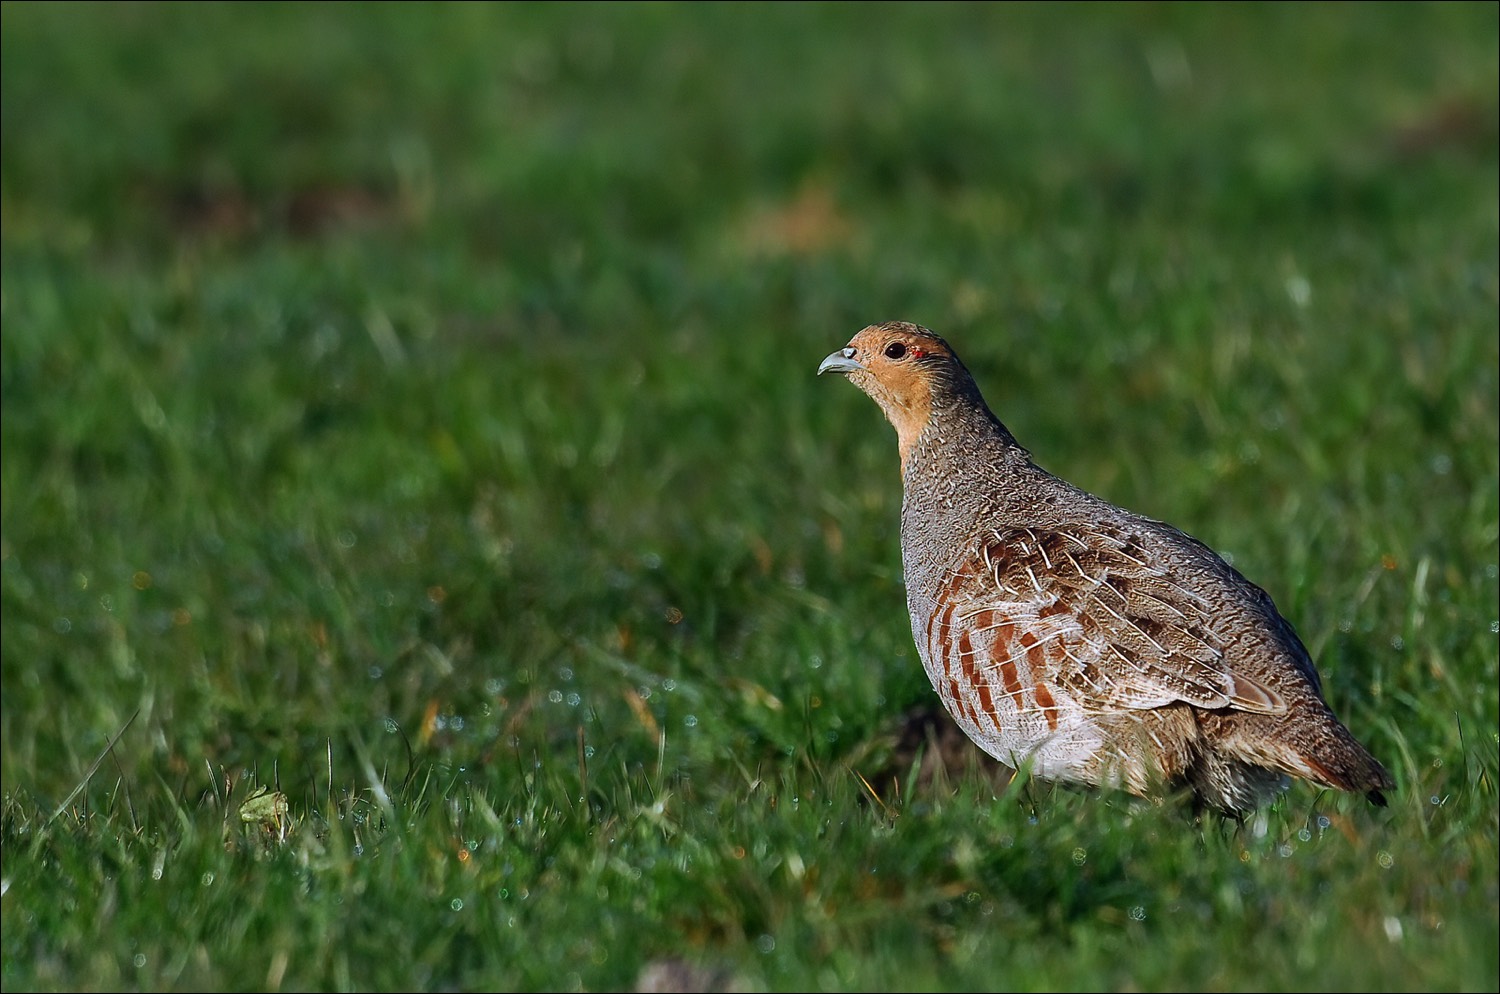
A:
[817,321,957,470]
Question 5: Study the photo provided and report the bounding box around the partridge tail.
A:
[1300,732,1395,803]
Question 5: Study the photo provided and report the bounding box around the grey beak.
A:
[817,347,864,376]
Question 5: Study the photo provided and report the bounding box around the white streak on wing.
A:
[1061,550,1089,579]
[1088,595,1170,656]
[1106,538,1149,567]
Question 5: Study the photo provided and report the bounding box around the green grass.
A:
[2,2,1496,990]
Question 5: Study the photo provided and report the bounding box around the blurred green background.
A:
[2,3,1496,991]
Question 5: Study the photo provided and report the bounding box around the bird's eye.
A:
[884,342,907,360]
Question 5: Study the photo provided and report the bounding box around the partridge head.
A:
[819,321,1393,813]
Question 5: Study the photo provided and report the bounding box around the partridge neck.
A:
[902,391,1027,485]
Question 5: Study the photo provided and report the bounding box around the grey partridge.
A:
[818,321,1394,813]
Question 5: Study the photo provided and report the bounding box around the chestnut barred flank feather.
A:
[819,321,1393,813]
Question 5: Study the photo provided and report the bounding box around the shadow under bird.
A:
[818,321,1393,813]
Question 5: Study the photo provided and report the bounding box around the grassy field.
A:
[2,3,1496,990]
